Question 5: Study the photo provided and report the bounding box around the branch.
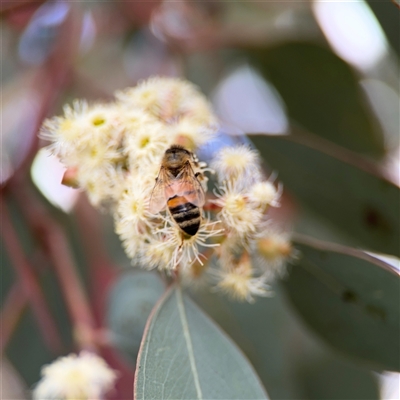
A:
[0,282,27,355]
[10,183,98,351]
[73,196,117,319]
[0,197,63,353]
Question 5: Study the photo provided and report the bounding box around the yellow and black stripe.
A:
[168,195,201,236]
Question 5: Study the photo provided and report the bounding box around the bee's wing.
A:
[149,167,169,214]
[174,162,205,207]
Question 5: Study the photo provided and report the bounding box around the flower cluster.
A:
[41,77,216,207]
[33,352,117,400]
[209,145,290,301]
[41,76,292,302]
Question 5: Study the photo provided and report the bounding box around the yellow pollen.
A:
[141,91,152,99]
[90,148,98,158]
[86,181,95,194]
[225,154,240,166]
[139,136,150,148]
[60,120,73,131]
[59,120,81,141]
[225,195,246,213]
[65,369,86,384]
[218,270,251,301]
[257,237,292,260]
[224,153,246,170]
[131,200,143,214]
[128,116,140,125]
[92,116,105,126]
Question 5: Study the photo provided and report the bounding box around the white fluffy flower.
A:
[212,253,273,303]
[79,165,126,207]
[40,101,121,162]
[33,352,117,400]
[255,230,294,280]
[40,101,125,206]
[139,234,176,271]
[156,219,222,271]
[115,179,155,232]
[116,77,216,127]
[212,145,262,187]
[124,119,171,167]
[248,181,280,209]
[215,182,263,237]
[170,117,216,150]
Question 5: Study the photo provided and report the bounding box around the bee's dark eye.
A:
[166,145,190,155]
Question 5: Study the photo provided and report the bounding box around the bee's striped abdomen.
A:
[168,195,201,236]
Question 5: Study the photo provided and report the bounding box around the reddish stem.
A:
[73,196,135,399]
[0,282,27,355]
[391,0,400,9]
[0,0,45,16]
[10,183,97,351]
[203,200,221,213]
[73,196,116,317]
[1,197,63,353]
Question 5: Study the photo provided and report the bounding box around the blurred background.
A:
[1,1,399,399]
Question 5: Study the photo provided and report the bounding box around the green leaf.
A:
[192,285,379,400]
[191,288,302,400]
[283,234,400,371]
[2,197,73,386]
[298,354,379,400]
[106,271,165,365]
[250,133,400,257]
[366,1,400,57]
[248,42,385,158]
[135,285,268,400]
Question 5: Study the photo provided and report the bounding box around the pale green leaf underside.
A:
[135,285,268,400]
[107,271,165,365]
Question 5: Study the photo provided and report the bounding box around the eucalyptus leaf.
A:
[2,199,72,386]
[366,1,400,57]
[283,234,400,371]
[192,285,379,400]
[135,285,268,400]
[250,133,400,257]
[248,42,385,158]
[107,271,166,365]
[6,309,54,386]
[298,355,379,400]
[191,288,301,400]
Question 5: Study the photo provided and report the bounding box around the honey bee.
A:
[150,145,205,236]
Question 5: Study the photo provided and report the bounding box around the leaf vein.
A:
[176,286,203,400]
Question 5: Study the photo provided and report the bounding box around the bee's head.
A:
[164,145,192,168]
